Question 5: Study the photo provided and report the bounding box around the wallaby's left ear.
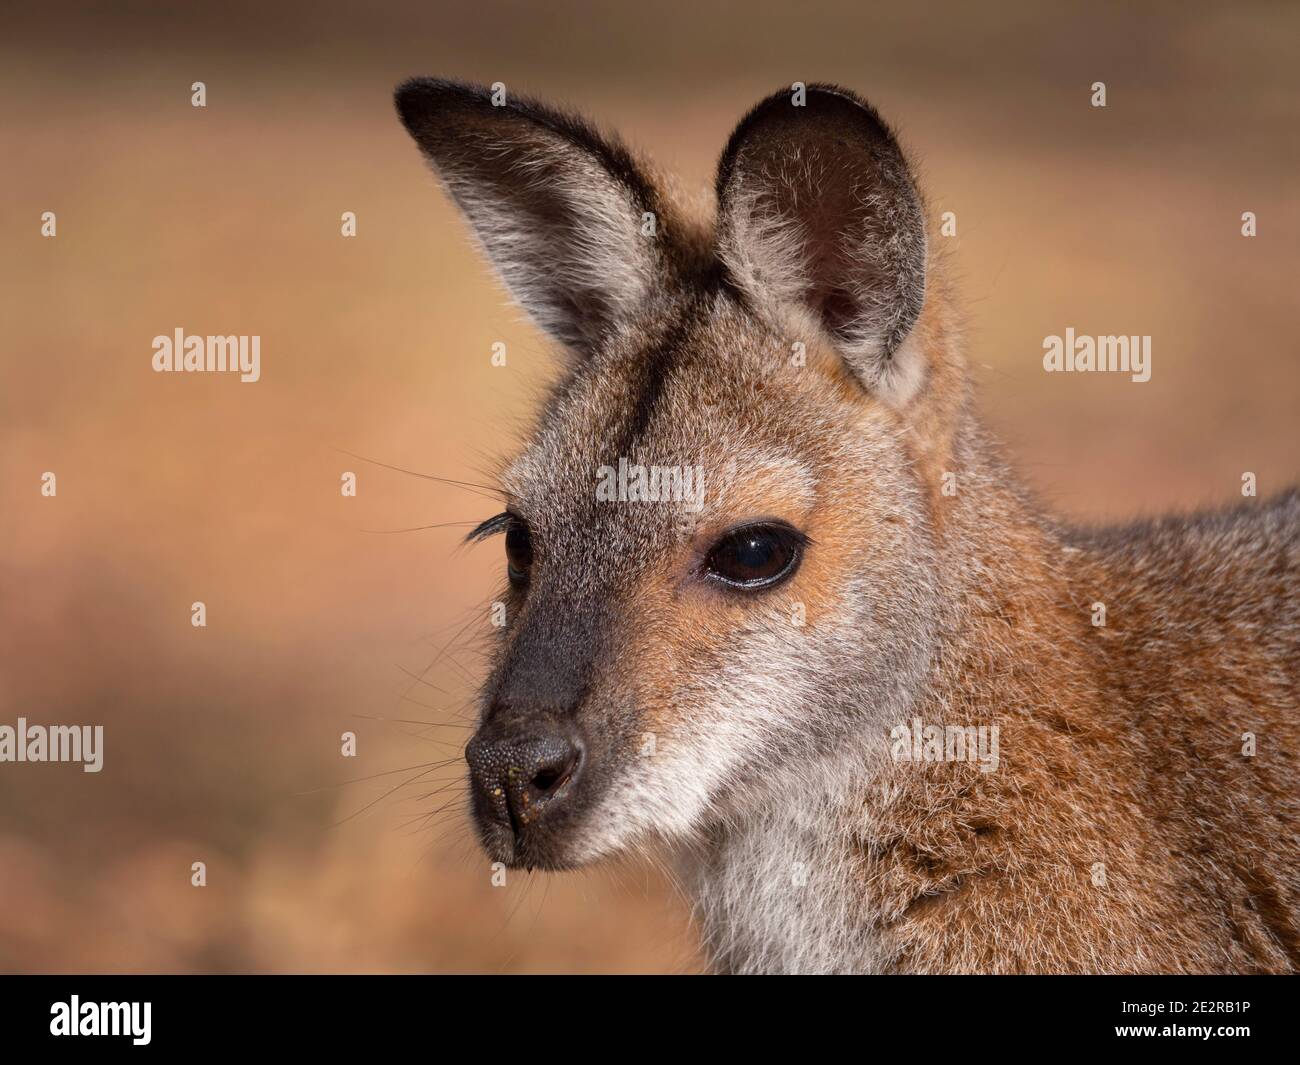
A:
[716,84,928,403]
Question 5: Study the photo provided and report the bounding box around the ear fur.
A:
[395,78,671,357]
[715,84,928,403]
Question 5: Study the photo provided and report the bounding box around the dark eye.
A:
[702,522,804,590]
[505,520,533,585]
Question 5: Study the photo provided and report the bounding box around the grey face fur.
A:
[396,79,936,870]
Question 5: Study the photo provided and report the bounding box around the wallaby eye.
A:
[703,522,804,590]
[505,519,533,585]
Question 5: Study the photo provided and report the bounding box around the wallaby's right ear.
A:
[395,79,670,359]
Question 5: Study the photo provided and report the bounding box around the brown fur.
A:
[867,426,1300,973]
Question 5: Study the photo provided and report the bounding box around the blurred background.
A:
[0,0,1296,972]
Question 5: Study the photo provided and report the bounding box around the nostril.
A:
[530,747,579,797]
[531,766,562,792]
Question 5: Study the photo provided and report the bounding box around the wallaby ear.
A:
[716,84,928,402]
[395,78,665,357]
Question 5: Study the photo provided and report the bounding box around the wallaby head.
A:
[395,78,1300,976]
[394,78,968,871]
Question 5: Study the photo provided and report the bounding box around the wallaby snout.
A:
[466,720,585,866]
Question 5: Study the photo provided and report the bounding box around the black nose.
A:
[466,727,583,833]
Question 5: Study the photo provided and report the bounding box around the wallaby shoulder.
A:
[861,487,1300,973]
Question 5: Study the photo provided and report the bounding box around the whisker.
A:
[353,713,473,730]
[404,778,465,805]
[334,448,506,502]
[300,758,460,795]
[358,521,485,534]
[396,665,451,695]
[331,761,454,825]
[396,693,475,720]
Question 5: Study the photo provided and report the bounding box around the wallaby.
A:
[395,78,1300,974]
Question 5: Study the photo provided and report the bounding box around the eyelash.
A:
[466,512,512,544]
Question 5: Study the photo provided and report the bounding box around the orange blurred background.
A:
[1,0,1296,972]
